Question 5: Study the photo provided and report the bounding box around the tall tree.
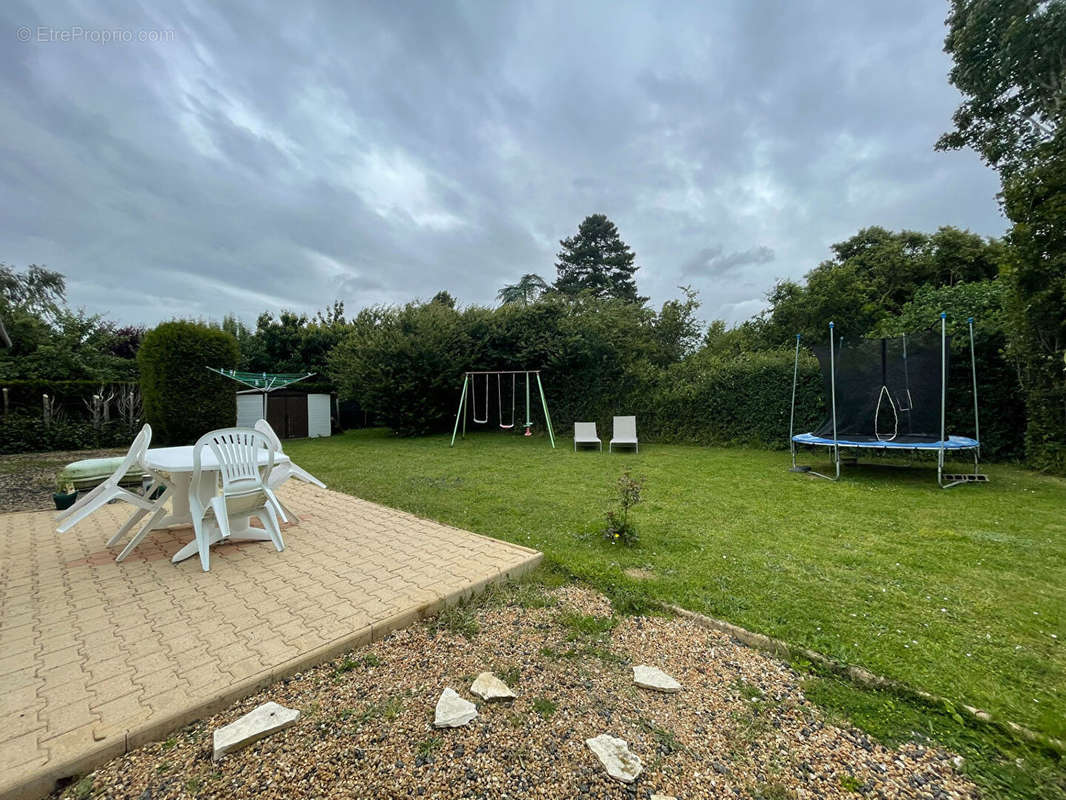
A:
[0,264,66,347]
[430,291,457,308]
[760,226,1003,344]
[496,274,548,306]
[939,0,1066,471]
[553,215,646,303]
[937,0,1065,177]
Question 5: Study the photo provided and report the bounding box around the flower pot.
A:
[53,491,78,511]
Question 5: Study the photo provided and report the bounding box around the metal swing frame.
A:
[450,370,556,448]
[788,314,987,488]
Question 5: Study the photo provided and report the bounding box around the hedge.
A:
[138,321,239,446]
[329,300,825,447]
[328,297,1024,456]
[647,351,824,447]
[0,414,136,455]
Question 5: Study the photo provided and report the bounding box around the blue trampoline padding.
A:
[792,433,979,450]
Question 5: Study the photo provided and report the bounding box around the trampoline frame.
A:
[789,314,988,489]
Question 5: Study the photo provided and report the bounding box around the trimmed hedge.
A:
[0,413,135,455]
[329,300,823,447]
[649,351,824,447]
[138,321,239,446]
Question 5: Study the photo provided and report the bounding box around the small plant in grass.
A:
[70,776,93,800]
[416,736,443,761]
[838,774,864,792]
[734,679,765,702]
[639,717,684,755]
[604,471,645,546]
[185,777,203,794]
[493,663,521,687]
[556,610,617,641]
[334,652,381,676]
[751,782,797,800]
[434,602,480,639]
[342,695,405,726]
[531,697,557,719]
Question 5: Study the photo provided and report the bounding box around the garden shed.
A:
[208,369,333,439]
[235,389,333,438]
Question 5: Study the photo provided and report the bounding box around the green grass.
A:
[555,610,618,640]
[531,697,558,719]
[805,675,1066,798]
[285,429,1066,788]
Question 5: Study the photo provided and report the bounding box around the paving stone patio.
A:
[0,482,541,800]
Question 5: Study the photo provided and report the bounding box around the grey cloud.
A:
[682,245,775,277]
[0,0,1005,330]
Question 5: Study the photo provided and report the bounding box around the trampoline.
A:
[788,314,987,488]
[791,433,979,451]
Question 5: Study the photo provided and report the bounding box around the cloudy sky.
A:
[1,1,1005,328]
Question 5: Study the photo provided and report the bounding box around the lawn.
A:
[286,430,1065,739]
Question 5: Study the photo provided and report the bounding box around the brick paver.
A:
[0,482,540,800]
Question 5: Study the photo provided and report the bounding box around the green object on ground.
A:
[59,457,145,491]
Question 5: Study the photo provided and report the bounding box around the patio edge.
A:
[0,550,542,800]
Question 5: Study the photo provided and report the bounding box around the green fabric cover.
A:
[59,458,146,490]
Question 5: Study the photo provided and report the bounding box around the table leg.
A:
[149,471,194,529]
[170,515,275,563]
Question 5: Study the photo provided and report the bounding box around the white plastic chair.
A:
[187,428,286,572]
[254,419,326,523]
[573,422,602,452]
[55,424,170,544]
[609,416,639,453]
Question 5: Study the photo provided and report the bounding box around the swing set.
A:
[450,370,556,448]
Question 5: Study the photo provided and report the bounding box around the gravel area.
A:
[56,584,978,800]
[0,448,126,512]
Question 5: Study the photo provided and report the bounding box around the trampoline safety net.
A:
[812,331,946,444]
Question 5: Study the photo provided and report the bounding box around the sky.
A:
[0,1,1006,329]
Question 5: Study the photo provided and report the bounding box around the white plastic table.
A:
[144,446,291,564]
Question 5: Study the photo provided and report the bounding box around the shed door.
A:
[267,395,309,439]
[307,394,331,437]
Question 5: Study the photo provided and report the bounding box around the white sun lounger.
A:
[609,416,639,453]
[573,422,602,451]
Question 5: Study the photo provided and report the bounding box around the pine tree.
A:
[553,215,646,303]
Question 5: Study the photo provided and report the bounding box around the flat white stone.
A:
[585,733,643,783]
[212,701,300,760]
[434,687,478,728]
[651,795,677,800]
[470,672,516,701]
[633,665,681,693]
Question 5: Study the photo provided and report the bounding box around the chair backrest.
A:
[254,418,289,488]
[103,423,152,488]
[574,422,598,440]
[612,416,637,439]
[254,418,284,453]
[193,427,274,497]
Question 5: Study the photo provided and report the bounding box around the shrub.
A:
[137,321,239,446]
[604,471,645,547]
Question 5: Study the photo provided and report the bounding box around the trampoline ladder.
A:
[940,472,989,486]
